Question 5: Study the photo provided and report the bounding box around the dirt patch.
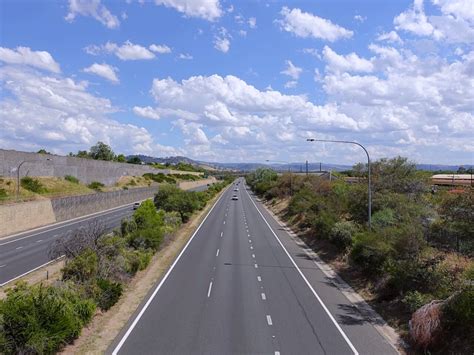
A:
[60,188,227,354]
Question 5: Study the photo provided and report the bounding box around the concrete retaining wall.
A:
[0,149,202,185]
[0,187,159,237]
[51,187,158,222]
[0,200,56,237]
[178,177,217,191]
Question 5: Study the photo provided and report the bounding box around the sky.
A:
[0,0,473,165]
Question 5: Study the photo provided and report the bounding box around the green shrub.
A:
[62,249,98,283]
[128,179,137,186]
[20,176,46,193]
[386,257,453,297]
[371,208,396,229]
[329,221,357,251]
[64,175,79,184]
[308,210,337,239]
[0,282,95,354]
[444,289,474,324]
[95,279,123,311]
[87,181,104,190]
[402,290,432,312]
[125,249,153,274]
[350,232,391,276]
[128,227,164,251]
[0,188,7,199]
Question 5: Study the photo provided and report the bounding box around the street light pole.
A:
[306,138,372,229]
[266,159,293,196]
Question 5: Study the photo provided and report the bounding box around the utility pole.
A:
[306,160,308,176]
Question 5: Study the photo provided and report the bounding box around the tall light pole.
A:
[306,138,372,229]
[16,158,52,200]
[266,159,293,196]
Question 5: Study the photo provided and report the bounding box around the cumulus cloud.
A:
[149,44,172,54]
[0,57,177,156]
[65,0,120,29]
[278,7,353,42]
[154,0,222,21]
[178,53,193,60]
[281,60,303,79]
[322,46,374,73]
[83,63,119,83]
[85,41,156,60]
[376,31,403,44]
[132,74,359,161]
[214,28,231,53]
[394,0,474,43]
[0,47,60,73]
[133,106,161,120]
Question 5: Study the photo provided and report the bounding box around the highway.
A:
[111,178,397,355]
[0,203,137,286]
[0,184,211,286]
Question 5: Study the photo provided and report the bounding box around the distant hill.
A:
[127,155,473,173]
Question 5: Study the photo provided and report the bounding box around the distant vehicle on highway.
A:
[234,188,238,191]
[232,195,238,200]
[133,202,141,210]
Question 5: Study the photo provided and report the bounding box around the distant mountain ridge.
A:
[127,155,472,172]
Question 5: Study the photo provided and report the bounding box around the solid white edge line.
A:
[0,199,146,246]
[245,187,359,355]
[0,256,64,287]
[207,281,213,298]
[112,184,230,355]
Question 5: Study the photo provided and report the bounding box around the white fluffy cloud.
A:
[281,60,303,79]
[0,47,60,73]
[214,28,231,53]
[85,41,156,60]
[132,74,360,160]
[154,0,222,21]
[149,44,172,54]
[0,62,177,156]
[83,63,119,83]
[278,7,353,42]
[322,46,374,73]
[65,0,120,29]
[376,31,403,44]
[394,0,474,43]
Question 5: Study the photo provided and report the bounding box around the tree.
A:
[89,141,115,161]
[127,156,142,164]
[37,149,51,154]
[116,154,126,163]
[76,150,90,159]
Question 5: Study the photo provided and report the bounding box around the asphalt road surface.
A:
[0,184,212,286]
[0,203,138,286]
[111,178,397,355]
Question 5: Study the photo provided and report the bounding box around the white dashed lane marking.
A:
[261,293,266,300]
[216,249,219,257]
[207,282,213,298]
[257,276,261,282]
[266,315,273,326]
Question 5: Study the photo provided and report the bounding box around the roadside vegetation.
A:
[0,177,232,354]
[246,157,473,353]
